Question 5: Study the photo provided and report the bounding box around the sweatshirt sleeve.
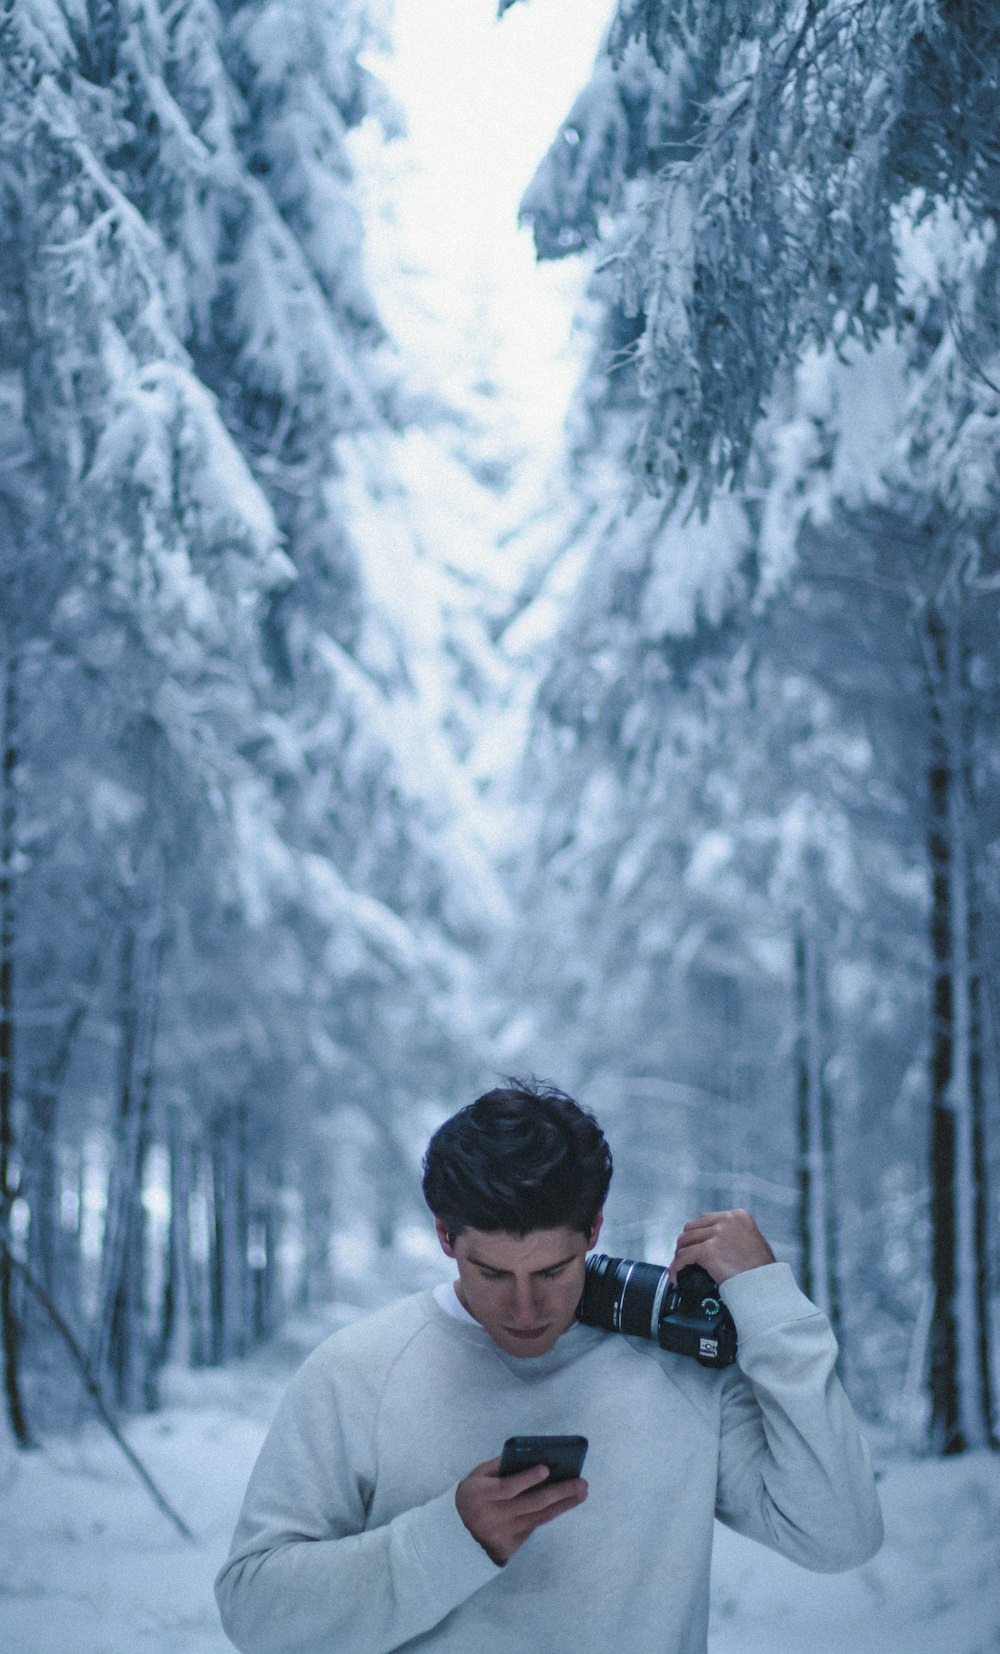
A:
[714,1261,884,1572]
[214,1340,500,1654]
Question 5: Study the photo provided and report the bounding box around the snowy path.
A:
[1,1309,997,1654]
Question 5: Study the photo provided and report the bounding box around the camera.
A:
[577,1254,738,1369]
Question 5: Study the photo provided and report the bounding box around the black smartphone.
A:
[498,1434,588,1484]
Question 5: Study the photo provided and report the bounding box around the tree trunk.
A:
[793,922,840,1341]
[91,919,162,1411]
[108,1116,151,1412]
[188,1142,211,1368]
[0,651,32,1447]
[300,1163,334,1309]
[248,1204,276,1342]
[926,605,995,1452]
[968,917,995,1447]
[210,1104,250,1364]
[90,929,140,1395]
[156,1104,194,1371]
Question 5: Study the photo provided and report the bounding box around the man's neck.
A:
[433,1279,479,1326]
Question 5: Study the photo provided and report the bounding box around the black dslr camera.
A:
[577,1253,738,1369]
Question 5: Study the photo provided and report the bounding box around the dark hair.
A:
[421,1078,612,1238]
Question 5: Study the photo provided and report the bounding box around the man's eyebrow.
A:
[466,1252,578,1276]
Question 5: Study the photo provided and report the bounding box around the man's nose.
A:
[510,1279,543,1323]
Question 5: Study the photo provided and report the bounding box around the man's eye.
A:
[542,1268,564,1280]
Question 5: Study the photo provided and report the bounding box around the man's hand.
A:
[455,1457,588,1566]
[670,1208,775,1285]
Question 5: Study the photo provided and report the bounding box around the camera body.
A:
[577,1253,738,1369]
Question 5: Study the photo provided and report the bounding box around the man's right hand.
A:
[455,1456,588,1565]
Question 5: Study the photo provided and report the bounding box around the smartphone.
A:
[498,1434,588,1484]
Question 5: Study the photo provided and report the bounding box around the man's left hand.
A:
[669,1208,775,1285]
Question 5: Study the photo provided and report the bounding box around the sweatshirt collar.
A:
[421,1286,604,1377]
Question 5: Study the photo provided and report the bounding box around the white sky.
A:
[346,0,616,802]
[360,0,614,453]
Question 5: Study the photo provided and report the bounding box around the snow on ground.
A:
[1,1287,998,1654]
[709,1453,1000,1654]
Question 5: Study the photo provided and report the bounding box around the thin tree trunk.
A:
[59,1139,84,1335]
[248,1206,275,1342]
[189,1141,210,1367]
[237,1103,251,1351]
[794,922,840,1339]
[300,1163,333,1309]
[91,918,163,1410]
[89,929,140,1392]
[926,605,995,1452]
[157,1104,193,1371]
[110,1095,151,1412]
[0,651,32,1446]
[210,1104,250,1364]
[968,922,996,1445]
[210,1126,225,1365]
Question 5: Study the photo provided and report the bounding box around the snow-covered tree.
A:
[512,0,1000,1449]
[0,0,508,1434]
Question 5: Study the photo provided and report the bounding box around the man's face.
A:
[435,1215,603,1358]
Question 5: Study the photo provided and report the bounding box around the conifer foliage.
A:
[524,1,1000,504]
[515,0,999,1452]
[0,0,495,1438]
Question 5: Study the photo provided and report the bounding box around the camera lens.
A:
[579,1254,672,1339]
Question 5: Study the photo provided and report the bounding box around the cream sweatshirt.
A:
[215,1262,883,1654]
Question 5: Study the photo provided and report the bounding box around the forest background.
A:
[0,0,998,1612]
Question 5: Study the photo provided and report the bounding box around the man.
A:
[215,1081,883,1653]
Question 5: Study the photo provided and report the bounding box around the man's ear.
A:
[587,1210,604,1250]
[435,1217,458,1258]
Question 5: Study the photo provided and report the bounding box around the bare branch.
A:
[1,1244,195,1543]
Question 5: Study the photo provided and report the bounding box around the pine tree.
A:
[0,0,508,1431]
[513,0,1000,1448]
